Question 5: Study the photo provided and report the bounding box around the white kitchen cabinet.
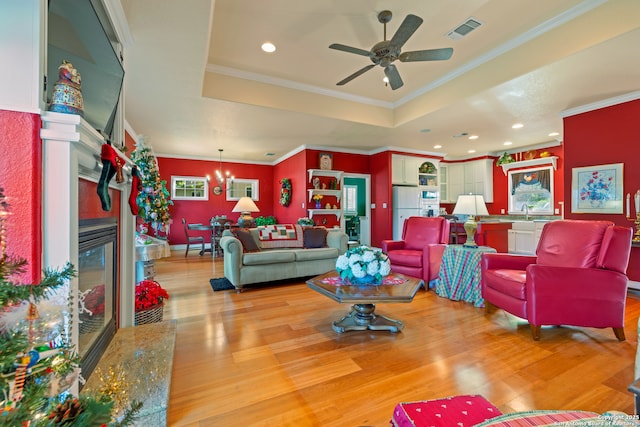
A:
[507,220,550,255]
[463,159,493,203]
[392,154,419,186]
[445,163,465,203]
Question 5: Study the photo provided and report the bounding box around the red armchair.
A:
[381,216,450,284]
[481,220,632,340]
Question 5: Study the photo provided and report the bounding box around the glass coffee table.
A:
[306,271,423,333]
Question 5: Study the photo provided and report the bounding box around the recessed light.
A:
[503,141,513,146]
[265,152,275,157]
[468,149,476,153]
[420,128,431,133]
[548,132,559,137]
[468,135,478,140]
[453,132,469,138]
[512,123,524,129]
[434,145,442,149]
[261,42,276,53]
[383,76,389,83]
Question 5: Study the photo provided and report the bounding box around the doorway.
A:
[342,174,371,246]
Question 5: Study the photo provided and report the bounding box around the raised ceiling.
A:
[121,0,640,163]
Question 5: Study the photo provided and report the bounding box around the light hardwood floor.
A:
[157,252,640,426]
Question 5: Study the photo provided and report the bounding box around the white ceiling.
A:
[120,0,640,164]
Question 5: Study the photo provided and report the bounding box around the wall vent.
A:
[447,17,483,40]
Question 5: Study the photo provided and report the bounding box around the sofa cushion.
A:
[485,269,527,300]
[233,229,260,253]
[536,220,612,268]
[387,249,423,268]
[294,247,338,262]
[258,224,304,249]
[473,410,600,426]
[303,227,328,248]
[392,395,501,427]
[242,250,296,266]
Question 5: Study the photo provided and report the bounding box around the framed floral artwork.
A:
[571,163,623,214]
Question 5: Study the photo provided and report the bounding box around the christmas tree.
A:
[130,137,173,237]
[0,187,141,426]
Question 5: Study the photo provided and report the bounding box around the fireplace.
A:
[78,217,118,386]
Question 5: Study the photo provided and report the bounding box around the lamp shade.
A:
[452,194,489,248]
[452,194,489,216]
[232,197,260,213]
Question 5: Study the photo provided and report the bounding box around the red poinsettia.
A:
[135,280,169,311]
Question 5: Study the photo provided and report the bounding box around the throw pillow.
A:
[233,229,260,253]
[303,227,327,249]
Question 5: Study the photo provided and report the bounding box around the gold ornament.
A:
[95,365,130,414]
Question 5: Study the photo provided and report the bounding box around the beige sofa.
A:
[220,224,348,290]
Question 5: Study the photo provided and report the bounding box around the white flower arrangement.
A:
[336,245,391,285]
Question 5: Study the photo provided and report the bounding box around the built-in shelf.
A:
[308,169,343,182]
[500,156,559,175]
[308,209,342,219]
[308,189,342,202]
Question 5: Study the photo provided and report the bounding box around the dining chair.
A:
[182,218,205,257]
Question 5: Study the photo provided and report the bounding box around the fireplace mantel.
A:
[40,111,136,391]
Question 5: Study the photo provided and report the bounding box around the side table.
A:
[433,244,496,307]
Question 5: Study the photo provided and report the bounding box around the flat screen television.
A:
[47,0,125,142]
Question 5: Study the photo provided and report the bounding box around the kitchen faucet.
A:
[521,204,530,220]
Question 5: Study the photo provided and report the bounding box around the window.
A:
[508,166,553,215]
[343,185,357,215]
[171,176,209,200]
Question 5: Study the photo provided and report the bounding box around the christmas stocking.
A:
[129,166,142,215]
[97,143,119,211]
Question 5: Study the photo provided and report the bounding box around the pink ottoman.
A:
[391,395,502,427]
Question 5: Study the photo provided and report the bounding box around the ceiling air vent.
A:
[447,17,483,41]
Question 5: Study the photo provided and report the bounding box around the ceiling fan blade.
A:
[400,47,454,62]
[336,64,376,86]
[389,14,423,49]
[329,43,371,57]
[384,64,403,90]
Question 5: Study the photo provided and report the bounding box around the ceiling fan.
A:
[329,10,453,90]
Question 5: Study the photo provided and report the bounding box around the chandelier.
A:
[209,149,234,196]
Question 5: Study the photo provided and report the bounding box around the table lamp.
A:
[452,194,489,248]
[232,197,260,228]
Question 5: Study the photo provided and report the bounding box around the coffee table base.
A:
[332,303,404,333]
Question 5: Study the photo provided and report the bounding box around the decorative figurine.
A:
[49,60,84,116]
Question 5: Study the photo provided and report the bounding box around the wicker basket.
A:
[134,303,164,325]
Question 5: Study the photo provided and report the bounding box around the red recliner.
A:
[381,216,450,284]
[481,220,632,340]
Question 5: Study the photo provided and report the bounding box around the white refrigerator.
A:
[392,187,421,240]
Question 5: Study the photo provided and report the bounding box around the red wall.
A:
[0,110,42,283]
[370,152,392,247]
[439,148,565,216]
[563,98,640,280]
[272,150,308,225]
[156,156,274,244]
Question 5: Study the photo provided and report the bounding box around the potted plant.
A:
[297,217,315,227]
[135,279,169,325]
[255,216,277,226]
